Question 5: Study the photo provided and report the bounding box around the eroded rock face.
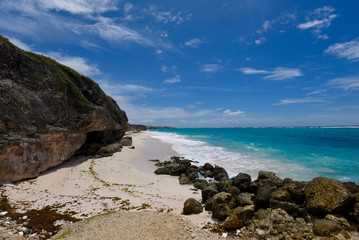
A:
[0,36,128,183]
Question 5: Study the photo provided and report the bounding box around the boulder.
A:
[235,193,254,207]
[257,171,283,187]
[213,165,229,181]
[354,202,359,224]
[96,142,122,157]
[168,164,188,176]
[313,219,342,237]
[183,198,203,215]
[0,36,128,183]
[305,177,354,215]
[210,192,236,220]
[271,188,291,202]
[324,214,351,228]
[254,185,277,209]
[222,205,254,229]
[154,167,169,175]
[201,185,218,203]
[119,136,132,146]
[285,182,307,204]
[269,199,299,214]
[179,174,191,185]
[193,179,209,190]
[203,163,214,171]
[232,173,251,191]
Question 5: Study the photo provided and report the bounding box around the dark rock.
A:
[227,186,241,197]
[313,219,342,236]
[0,36,128,183]
[213,165,229,181]
[254,185,277,209]
[249,181,259,193]
[283,177,294,185]
[215,181,232,193]
[179,174,191,185]
[186,166,199,181]
[305,177,354,215]
[96,142,122,157]
[119,136,132,146]
[198,167,213,178]
[269,199,299,214]
[343,182,359,194]
[324,214,351,228]
[193,179,209,190]
[354,203,359,224]
[232,173,251,191]
[223,205,254,229]
[203,163,214,171]
[271,188,291,202]
[235,193,254,206]
[201,185,218,203]
[154,167,169,175]
[168,164,188,176]
[210,192,236,220]
[257,171,283,187]
[183,198,203,215]
[285,182,307,204]
[187,172,199,181]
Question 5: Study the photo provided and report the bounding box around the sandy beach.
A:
[0,131,214,232]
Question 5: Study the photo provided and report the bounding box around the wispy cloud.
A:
[237,67,303,80]
[256,20,271,34]
[223,109,245,116]
[255,37,267,45]
[184,38,203,48]
[297,6,337,39]
[325,77,359,91]
[200,64,223,73]
[47,52,101,76]
[8,37,32,51]
[329,105,359,111]
[164,74,181,84]
[325,38,359,61]
[273,98,324,105]
[146,5,191,24]
[37,0,119,15]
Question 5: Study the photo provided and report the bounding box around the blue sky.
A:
[1,0,359,127]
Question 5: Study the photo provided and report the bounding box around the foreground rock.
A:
[0,35,128,183]
[183,198,203,215]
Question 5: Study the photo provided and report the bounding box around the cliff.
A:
[0,35,128,183]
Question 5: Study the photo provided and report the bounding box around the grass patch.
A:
[53,230,72,240]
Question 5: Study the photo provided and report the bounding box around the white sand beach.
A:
[0,131,213,227]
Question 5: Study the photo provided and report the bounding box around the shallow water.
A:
[149,127,359,183]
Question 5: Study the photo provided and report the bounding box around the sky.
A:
[1,0,359,127]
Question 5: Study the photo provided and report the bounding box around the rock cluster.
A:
[0,35,128,183]
[154,157,359,238]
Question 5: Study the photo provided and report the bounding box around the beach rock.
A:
[183,198,203,215]
[203,163,214,171]
[325,214,351,228]
[201,185,218,203]
[119,136,132,146]
[222,205,254,229]
[343,182,359,194]
[154,167,169,175]
[269,199,299,214]
[210,192,236,220]
[179,174,191,185]
[0,36,128,183]
[285,181,307,203]
[257,171,283,188]
[232,173,251,191]
[213,165,229,181]
[305,177,354,215]
[354,203,359,223]
[271,188,291,202]
[168,164,188,176]
[235,193,253,207]
[313,219,342,236]
[193,179,209,190]
[254,185,277,209]
[96,142,122,157]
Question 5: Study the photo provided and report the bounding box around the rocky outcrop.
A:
[183,198,203,215]
[0,36,128,183]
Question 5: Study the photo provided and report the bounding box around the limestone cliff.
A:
[0,35,128,183]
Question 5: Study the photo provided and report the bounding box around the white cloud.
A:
[47,52,101,76]
[326,77,359,91]
[223,109,245,116]
[237,67,302,80]
[325,38,359,61]
[161,66,168,72]
[7,37,32,51]
[255,37,267,45]
[264,67,303,80]
[146,5,191,24]
[123,2,133,14]
[37,0,118,14]
[297,6,337,39]
[184,38,202,48]
[256,20,271,34]
[273,98,323,105]
[164,74,181,84]
[200,64,223,73]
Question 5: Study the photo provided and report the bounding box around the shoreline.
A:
[0,131,215,238]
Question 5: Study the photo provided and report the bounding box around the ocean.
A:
[149,127,359,184]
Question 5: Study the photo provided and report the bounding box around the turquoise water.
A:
[149,127,359,183]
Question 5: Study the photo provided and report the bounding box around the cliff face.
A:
[0,36,128,183]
